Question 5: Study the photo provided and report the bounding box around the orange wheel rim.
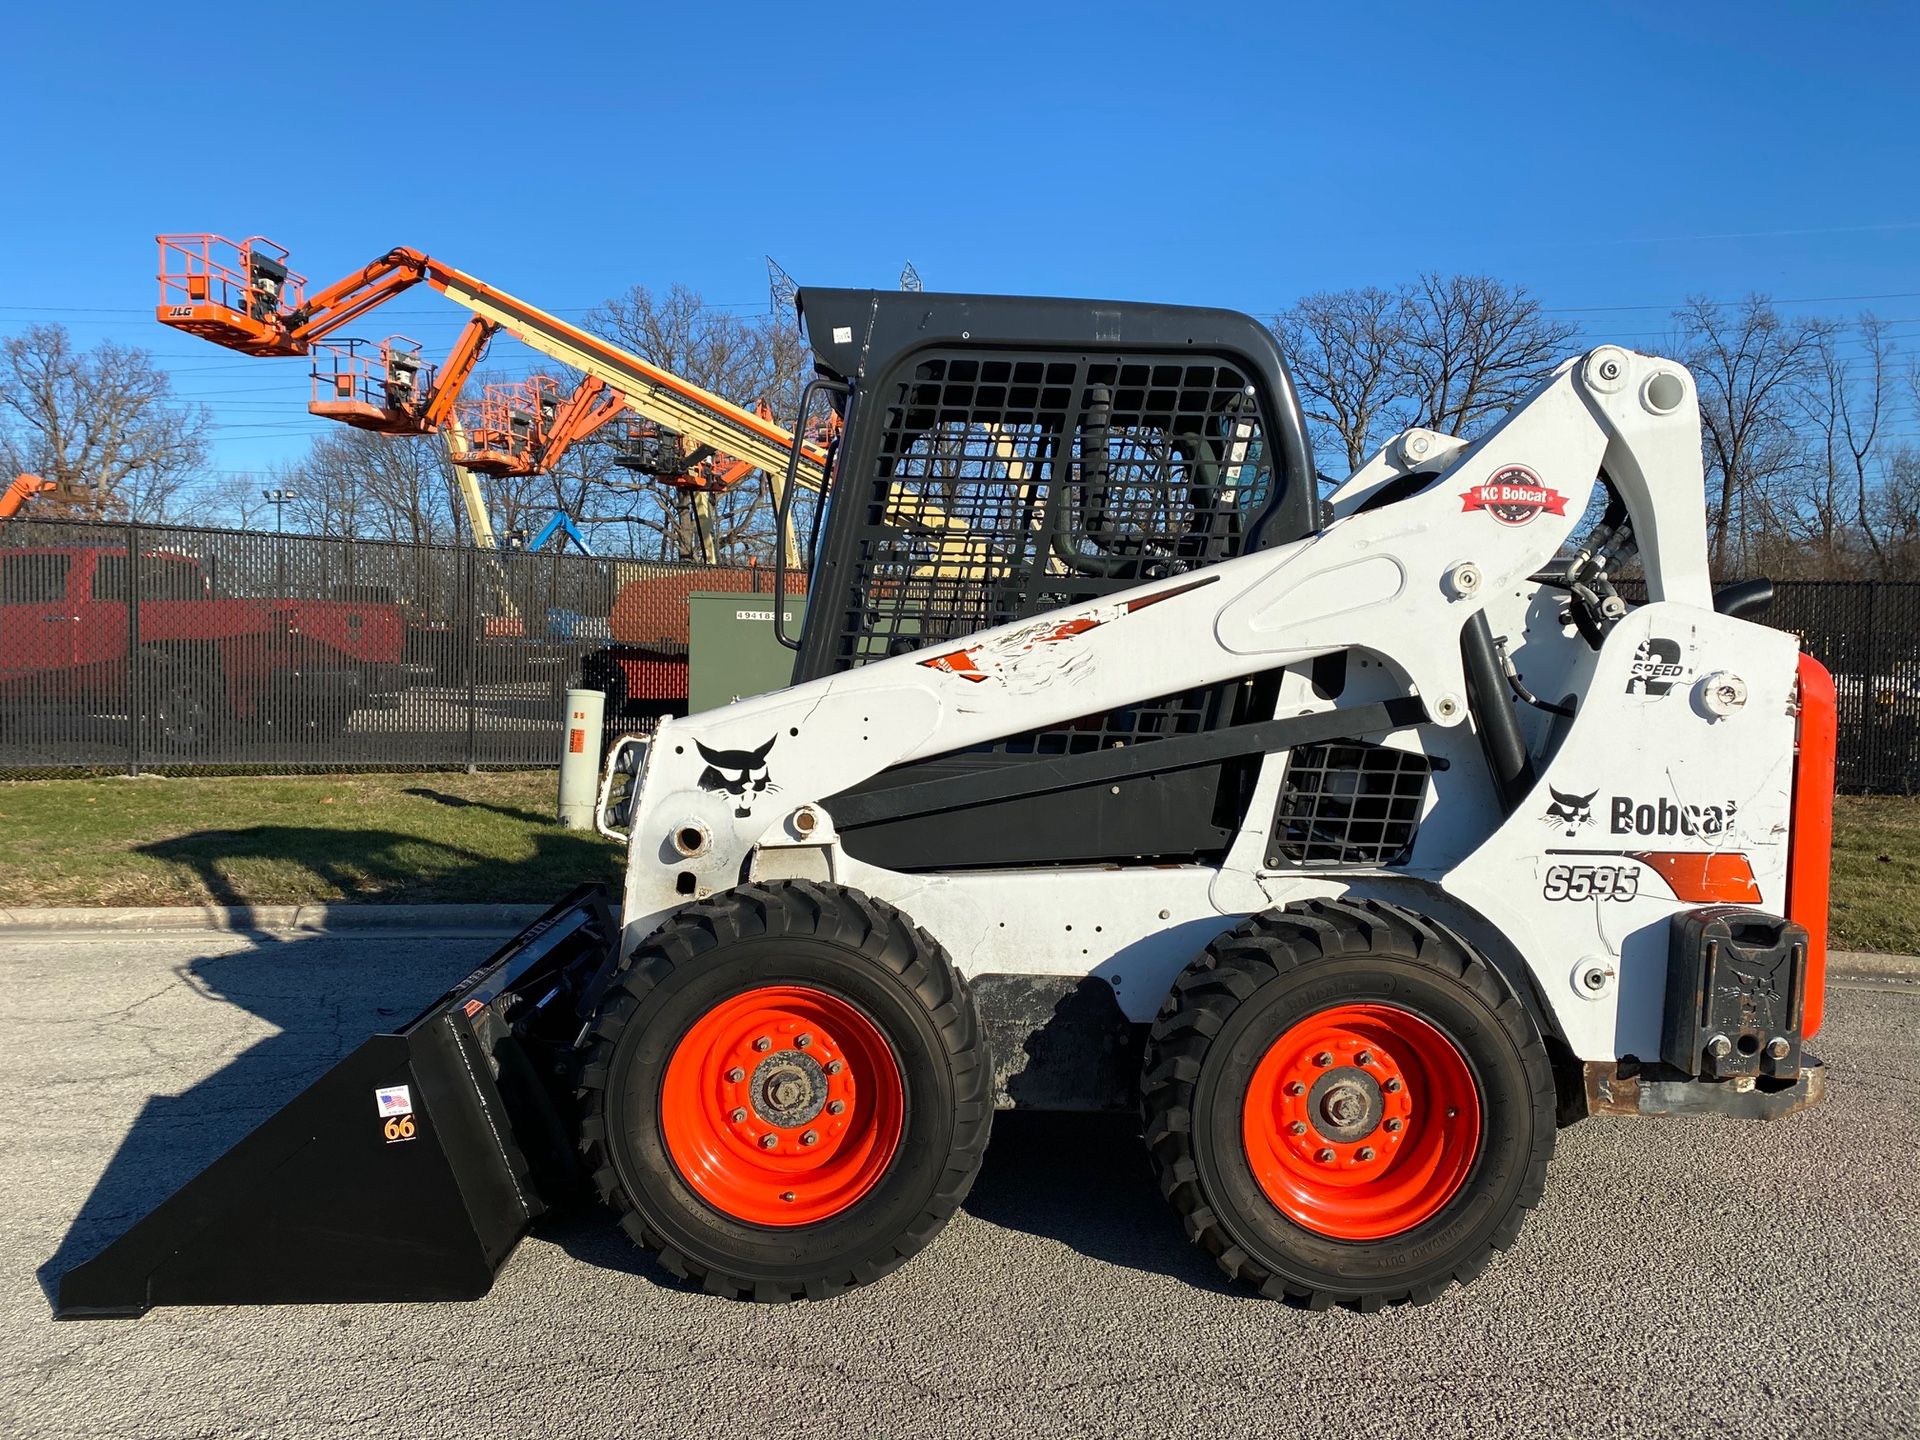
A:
[1241,1003,1481,1240]
[660,985,904,1226]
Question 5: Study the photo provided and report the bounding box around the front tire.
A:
[1141,898,1556,1310]
[576,881,991,1300]
[138,654,223,756]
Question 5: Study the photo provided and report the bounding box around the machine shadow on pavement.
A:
[959,1111,1237,1293]
[542,1111,1234,1297]
[34,822,605,1308]
[38,821,1222,1308]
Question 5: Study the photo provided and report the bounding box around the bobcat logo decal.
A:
[1543,785,1598,838]
[696,737,778,818]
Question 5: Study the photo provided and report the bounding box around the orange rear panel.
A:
[1789,654,1837,1036]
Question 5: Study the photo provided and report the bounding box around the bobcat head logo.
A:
[1543,785,1597,837]
[696,737,778,818]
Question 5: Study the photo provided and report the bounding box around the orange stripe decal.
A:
[1629,850,1762,904]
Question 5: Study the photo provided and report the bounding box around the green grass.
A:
[1830,795,1920,955]
[0,771,622,908]
[1,776,1912,953]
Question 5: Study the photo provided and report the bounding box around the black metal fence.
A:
[1766,580,1920,795]
[0,518,781,776]
[3,520,1917,791]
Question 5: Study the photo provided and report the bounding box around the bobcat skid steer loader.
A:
[60,289,1834,1317]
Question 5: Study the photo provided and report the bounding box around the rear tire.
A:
[576,881,991,1300]
[138,654,223,756]
[1141,898,1555,1310]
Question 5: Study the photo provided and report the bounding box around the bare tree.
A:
[1274,276,1576,482]
[1794,316,1898,574]
[1277,287,1408,474]
[1673,296,1814,573]
[585,285,810,562]
[0,324,213,521]
[1397,274,1580,439]
[287,430,457,544]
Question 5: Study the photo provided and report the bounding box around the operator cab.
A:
[777,288,1321,869]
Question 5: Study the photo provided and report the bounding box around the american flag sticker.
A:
[375,1085,414,1118]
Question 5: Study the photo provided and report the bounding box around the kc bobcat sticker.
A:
[1460,465,1568,527]
[696,737,779,817]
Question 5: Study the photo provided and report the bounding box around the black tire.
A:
[138,654,223,756]
[1141,898,1556,1310]
[576,880,992,1300]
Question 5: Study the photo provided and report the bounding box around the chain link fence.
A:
[0,518,789,776]
[3,519,1915,791]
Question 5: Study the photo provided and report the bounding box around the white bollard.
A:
[557,687,606,830]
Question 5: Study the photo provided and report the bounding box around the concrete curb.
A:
[1829,949,1920,979]
[0,905,1914,978]
[0,903,554,936]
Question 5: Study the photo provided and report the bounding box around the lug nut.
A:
[760,1134,778,1150]
[1289,1121,1307,1135]
[1314,1052,1333,1067]
[796,1033,813,1048]
[1445,1107,1458,1118]
[1384,1077,1402,1093]
[730,1107,748,1123]
[753,1036,772,1052]
[1356,1147,1375,1162]
[1766,1037,1791,1059]
[1285,1081,1305,1097]
[781,1191,797,1203]
[726,1067,745,1083]
[1355,1050,1374,1066]
[826,1060,844,1075]
[827,1100,846,1115]
[800,1130,819,1146]
[1384,1117,1402,1133]
[1315,1148,1335,1164]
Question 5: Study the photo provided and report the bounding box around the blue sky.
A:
[5,0,1917,490]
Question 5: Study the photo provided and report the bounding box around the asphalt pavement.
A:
[4,927,1916,1440]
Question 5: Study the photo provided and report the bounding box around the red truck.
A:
[0,543,404,755]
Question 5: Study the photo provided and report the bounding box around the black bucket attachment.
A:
[56,886,619,1320]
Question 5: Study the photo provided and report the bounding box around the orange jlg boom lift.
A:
[155,236,832,561]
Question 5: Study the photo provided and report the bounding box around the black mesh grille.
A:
[819,349,1275,760]
[831,351,1274,670]
[1269,741,1431,867]
[997,687,1222,756]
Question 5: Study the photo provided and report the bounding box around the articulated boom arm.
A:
[158,236,829,490]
